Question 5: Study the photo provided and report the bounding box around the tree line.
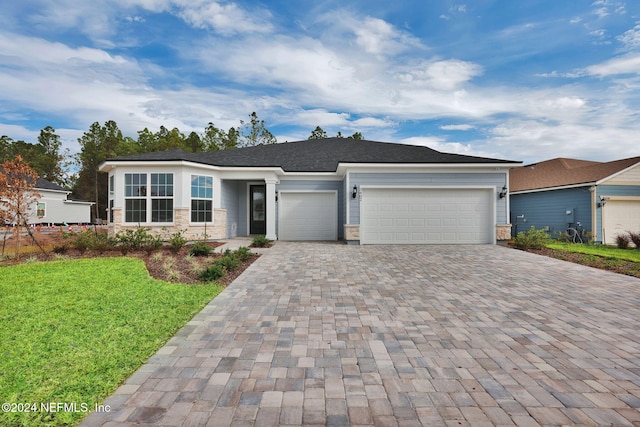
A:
[0,112,363,220]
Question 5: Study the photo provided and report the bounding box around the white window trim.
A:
[123,172,175,225]
[36,201,46,218]
[189,174,215,225]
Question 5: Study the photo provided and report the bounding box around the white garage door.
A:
[603,199,640,245]
[279,191,338,241]
[360,188,493,244]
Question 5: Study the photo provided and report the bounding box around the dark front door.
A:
[250,185,266,235]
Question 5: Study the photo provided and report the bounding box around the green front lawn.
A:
[0,257,223,427]
[547,242,640,263]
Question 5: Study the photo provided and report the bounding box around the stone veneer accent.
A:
[496,224,512,241]
[344,224,360,244]
[109,207,227,240]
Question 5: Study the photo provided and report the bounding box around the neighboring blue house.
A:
[510,157,640,244]
[99,138,521,244]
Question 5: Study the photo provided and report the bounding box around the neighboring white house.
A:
[99,138,522,244]
[27,178,94,225]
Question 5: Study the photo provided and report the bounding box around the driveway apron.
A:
[83,243,640,426]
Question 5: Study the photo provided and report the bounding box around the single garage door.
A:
[360,188,493,244]
[279,191,338,240]
[603,198,640,245]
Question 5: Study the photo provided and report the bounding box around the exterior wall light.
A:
[352,185,358,199]
[598,196,607,207]
[499,185,508,199]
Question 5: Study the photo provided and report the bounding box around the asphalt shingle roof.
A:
[0,166,67,192]
[510,156,640,192]
[106,138,519,172]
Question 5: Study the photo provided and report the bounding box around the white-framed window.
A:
[124,173,174,223]
[37,202,46,218]
[151,173,173,222]
[125,173,147,223]
[191,175,213,222]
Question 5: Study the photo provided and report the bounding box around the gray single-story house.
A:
[99,138,521,244]
[0,175,93,225]
[510,156,640,244]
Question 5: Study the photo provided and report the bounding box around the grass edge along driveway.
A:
[0,257,223,427]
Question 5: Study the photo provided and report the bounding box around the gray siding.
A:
[276,180,345,239]
[348,172,508,224]
[237,184,248,236]
[510,187,592,237]
[221,180,241,238]
[595,184,640,242]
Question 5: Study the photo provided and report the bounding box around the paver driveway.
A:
[83,243,640,426]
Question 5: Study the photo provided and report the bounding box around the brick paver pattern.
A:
[83,243,640,426]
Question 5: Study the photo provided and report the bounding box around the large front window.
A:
[124,173,174,223]
[151,173,173,222]
[191,175,213,222]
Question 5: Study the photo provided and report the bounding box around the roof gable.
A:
[0,166,67,192]
[510,156,640,192]
[105,138,519,172]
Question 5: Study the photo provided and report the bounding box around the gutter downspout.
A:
[590,186,597,243]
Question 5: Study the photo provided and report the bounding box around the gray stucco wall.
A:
[276,179,345,239]
[510,187,592,237]
[348,172,509,225]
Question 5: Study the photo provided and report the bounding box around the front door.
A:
[250,185,266,235]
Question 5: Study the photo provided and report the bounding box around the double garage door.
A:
[360,188,494,244]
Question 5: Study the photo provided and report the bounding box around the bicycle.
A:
[566,222,584,244]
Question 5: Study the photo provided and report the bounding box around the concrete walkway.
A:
[83,243,640,426]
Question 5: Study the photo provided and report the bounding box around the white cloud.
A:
[174,0,273,35]
[401,136,504,160]
[396,59,483,91]
[354,17,418,56]
[440,124,475,131]
[618,23,640,50]
[0,32,128,66]
[352,117,394,128]
[487,118,640,163]
[591,0,626,18]
[586,52,640,76]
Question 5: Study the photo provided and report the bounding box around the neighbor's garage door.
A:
[603,198,640,245]
[360,188,493,244]
[279,191,338,240]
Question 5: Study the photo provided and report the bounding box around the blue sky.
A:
[1,1,639,164]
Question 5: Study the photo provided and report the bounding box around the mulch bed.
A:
[516,246,640,279]
[1,232,260,286]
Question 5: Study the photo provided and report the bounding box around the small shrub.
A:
[251,235,271,247]
[615,233,632,249]
[627,231,640,248]
[166,270,181,281]
[168,230,187,253]
[68,231,92,254]
[199,264,225,282]
[52,244,68,254]
[214,254,240,271]
[116,227,156,254]
[151,252,164,262]
[90,232,117,253]
[512,226,551,250]
[234,246,253,262]
[189,242,213,257]
[142,235,163,255]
